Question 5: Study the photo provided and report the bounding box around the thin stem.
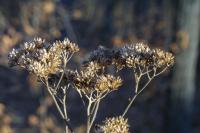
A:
[91,100,98,115]
[89,99,100,130]
[62,85,74,133]
[55,53,74,91]
[86,91,102,133]
[66,53,74,63]
[122,76,153,117]
[63,94,68,133]
[137,77,152,96]
[55,58,67,91]
[122,66,168,117]
[45,78,65,119]
[86,99,93,133]
[155,66,168,77]
[122,75,140,117]
[134,74,141,94]
[46,79,73,133]
[75,86,86,107]
[122,94,137,117]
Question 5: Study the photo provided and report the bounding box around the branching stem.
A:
[122,67,168,117]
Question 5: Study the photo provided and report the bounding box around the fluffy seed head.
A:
[100,116,130,133]
[8,37,79,78]
[71,61,122,97]
[153,48,174,67]
[96,75,122,92]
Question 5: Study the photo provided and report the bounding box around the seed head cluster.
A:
[119,43,152,68]
[86,43,174,71]
[69,61,122,96]
[118,43,174,69]
[86,46,113,66]
[96,75,122,92]
[8,37,79,78]
[100,116,130,133]
[153,48,174,67]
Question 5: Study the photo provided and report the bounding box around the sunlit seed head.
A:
[153,48,175,68]
[117,43,174,69]
[96,75,122,92]
[100,116,130,133]
[8,37,78,78]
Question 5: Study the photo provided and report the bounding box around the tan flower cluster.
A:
[120,43,151,68]
[96,75,122,92]
[121,43,151,55]
[51,38,79,53]
[70,61,122,96]
[100,116,130,133]
[119,43,174,69]
[153,48,174,67]
[85,43,174,71]
[85,46,114,67]
[8,37,79,78]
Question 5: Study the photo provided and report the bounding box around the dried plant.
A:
[8,37,79,133]
[8,38,174,133]
[114,43,174,116]
[70,61,122,133]
[99,116,130,133]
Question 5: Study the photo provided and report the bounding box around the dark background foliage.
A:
[0,0,199,133]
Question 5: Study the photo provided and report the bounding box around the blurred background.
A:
[0,0,199,133]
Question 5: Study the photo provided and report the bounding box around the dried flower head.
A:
[69,61,100,95]
[82,61,103,75]
[121,43,151,55]
[8,37,79,78]
[114,42,175,70]
[84,42,174,72]
[85,46,126,70]
[96,75,122,92]
[153,48,174,67]
[52,38,79,53]
[119,43,153,68]
[100,116,130,133]
[85,46,113,67]
[71,61,122,97]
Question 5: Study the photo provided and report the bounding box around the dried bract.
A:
[96,75,122,92]
[100,116,130,133]
[153,48,174,67]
